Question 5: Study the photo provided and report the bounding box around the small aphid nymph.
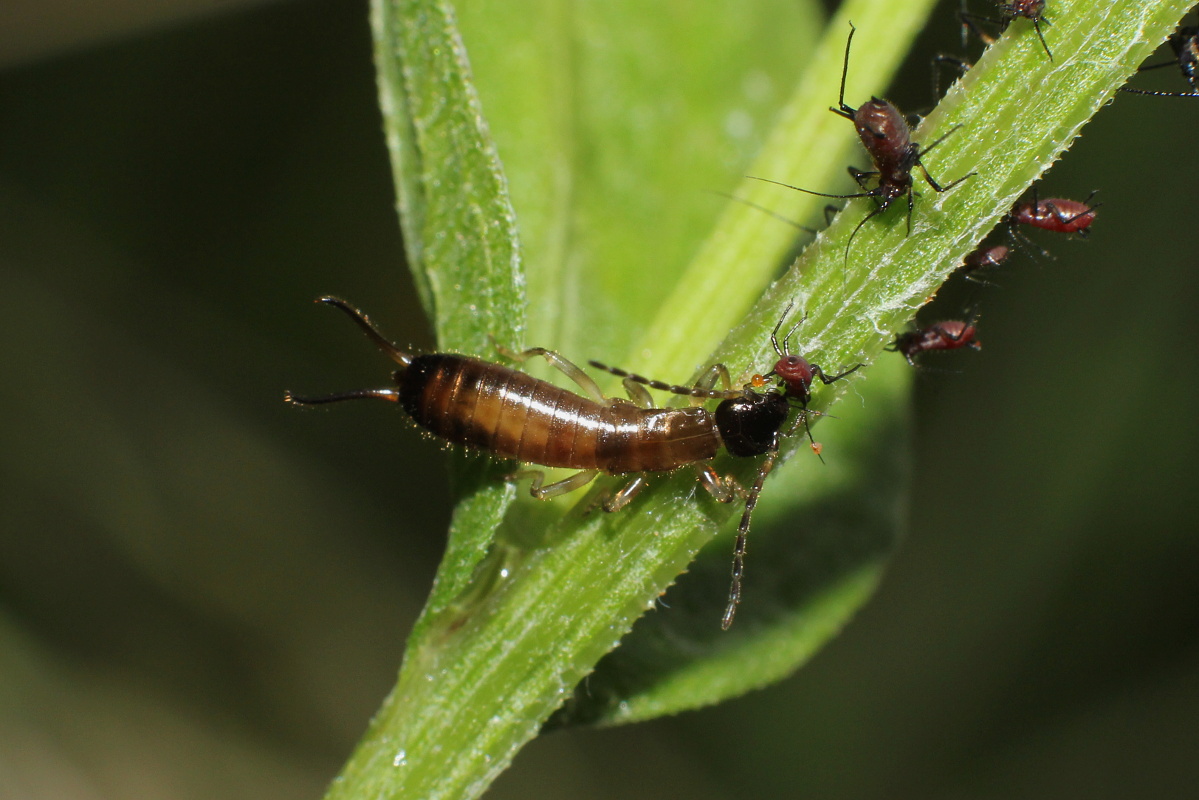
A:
[887,320,981,366]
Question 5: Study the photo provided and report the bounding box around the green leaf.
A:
[328,0,1195,797]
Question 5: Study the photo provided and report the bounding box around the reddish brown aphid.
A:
[1122,18,1198,98]
[1010,196,1097,235]
[961,0,1052,60]
[752,23,973,263]
[964,242,1010,271]
[288,297,861,629]
[887,320,980,366]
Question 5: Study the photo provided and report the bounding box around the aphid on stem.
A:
[1003,188,1099,261]
[960,0,1053,61]
[751,23,973,267]
[887,319,981,366]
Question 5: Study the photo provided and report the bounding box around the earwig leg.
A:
[693,363,733,393]
[622,377,655,409]
[284,388,400,405]
[695,464,746,504]
[515,468,599,500]
[600,476,648,513]
[494,344,605,404]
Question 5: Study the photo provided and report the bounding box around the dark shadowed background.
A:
[1,1,1197,798]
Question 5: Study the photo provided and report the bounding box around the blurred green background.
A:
[2,1,1198,798]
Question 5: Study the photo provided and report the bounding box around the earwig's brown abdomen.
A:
[399,354,721,473]
[594,404,720,473]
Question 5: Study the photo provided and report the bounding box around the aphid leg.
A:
[1029,16,1052,61]
[847,166,878,191]
[811,362,866,386]
[931,54,973,100]
[494,344,606,403]
[600,475,649,513]
[958,9,999,48]
[284,388,400,406]
[517,468,600,500]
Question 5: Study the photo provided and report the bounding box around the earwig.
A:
[751,24,973,265]
[1121,17,1198,98]
[960,0,1052,61]
[287,297,862,628]
[887,320,981,366]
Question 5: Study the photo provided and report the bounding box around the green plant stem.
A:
[330,1,1193,798]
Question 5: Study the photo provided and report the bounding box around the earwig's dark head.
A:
[715,391,790,457]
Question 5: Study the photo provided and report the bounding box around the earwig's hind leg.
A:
[284,388,400,405]
[695,464,746,504]
[514,468,599,500]
[599,475,649,513]
[494,343,605,403]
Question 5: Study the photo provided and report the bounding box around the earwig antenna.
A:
[721,440,780,630]
[316,296,413,368]
[587,361,743,400]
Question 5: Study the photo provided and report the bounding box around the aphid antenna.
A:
[1120,86,1199,98]
[713,191,818,235]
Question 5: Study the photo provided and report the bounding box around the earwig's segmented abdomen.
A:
[595,404,721,473]
[399,354,721,473]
